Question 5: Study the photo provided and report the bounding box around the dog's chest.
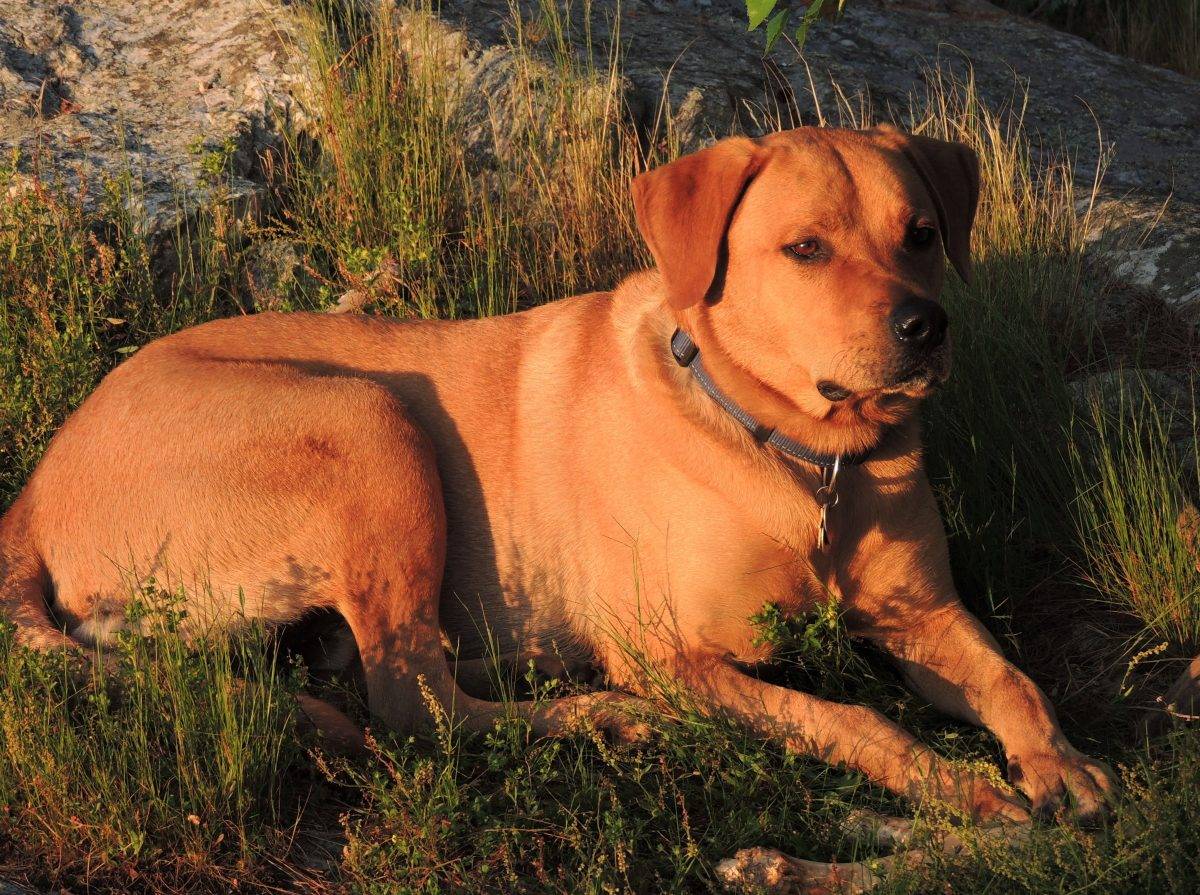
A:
[437,489,825,666]
[584,489,835,664]
[679,525,833,663]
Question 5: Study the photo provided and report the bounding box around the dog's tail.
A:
[0,498,76,651]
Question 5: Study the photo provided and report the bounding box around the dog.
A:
[0,125,1113,822]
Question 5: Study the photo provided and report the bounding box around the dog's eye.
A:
[785,238,823,261]
[909,225,938,249]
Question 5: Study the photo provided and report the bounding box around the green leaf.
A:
[764,7,790,52]
[746,0,779,31]
[794,0,826,49]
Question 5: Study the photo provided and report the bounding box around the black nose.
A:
[890,297,948,350]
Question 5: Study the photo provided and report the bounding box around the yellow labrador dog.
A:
[0,126,1112,822]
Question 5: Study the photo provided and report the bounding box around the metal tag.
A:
[814,455,842,552]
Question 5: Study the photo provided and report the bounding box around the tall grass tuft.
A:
[999,0,1200,79]
[285,0,655,320]
[1094,0,1200,78]
[0,588,306,887]
[1071,378,1200,648]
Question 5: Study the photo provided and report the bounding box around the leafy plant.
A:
[746,0,849,53]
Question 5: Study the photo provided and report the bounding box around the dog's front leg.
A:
[857,598,1116,820]
[673,656,1029,822]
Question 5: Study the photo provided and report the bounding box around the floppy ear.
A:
[631,137,764,311]
[874,126,980,284]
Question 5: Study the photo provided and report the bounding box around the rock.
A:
[1068,369,1198,473]
[0,0,312,236]
[1087,198,1200,318]
[386,7,621,173]
[244,238,319,310]
[1068,368,1194,424]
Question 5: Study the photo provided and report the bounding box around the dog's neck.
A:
[674,312,911,462]
[669,329,881,467]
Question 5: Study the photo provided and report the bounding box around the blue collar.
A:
[670,328,878,469]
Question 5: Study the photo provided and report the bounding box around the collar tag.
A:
[814,456,842,552]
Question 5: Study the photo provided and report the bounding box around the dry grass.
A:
[1000,0,1200,78]
[282,0,657,320]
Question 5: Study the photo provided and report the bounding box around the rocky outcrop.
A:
[0,0,310,231]
[2,0,1197,318]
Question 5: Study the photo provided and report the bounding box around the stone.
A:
[1068,368,1194,425]
[244,237,319,310]
[1087,199,1200,317]
[0,0,312,235]
[1068,368,1198,474]
[386,7,621,173]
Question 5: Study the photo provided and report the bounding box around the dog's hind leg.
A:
[329,398,648,743]
[2,490,370,753]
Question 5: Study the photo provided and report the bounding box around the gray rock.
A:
[386,8,620,175]
[1087,198,1200,317]
[0,0,312,235]
[244,237,319,310]
[1069,368,1198,472]
[1069,369,1195,421]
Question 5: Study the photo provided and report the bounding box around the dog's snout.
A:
[890,297,948,350]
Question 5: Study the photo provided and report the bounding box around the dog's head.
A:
[633,125,979,442]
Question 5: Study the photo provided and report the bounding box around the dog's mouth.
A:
[817,353,950,403]
[886,346,951,393]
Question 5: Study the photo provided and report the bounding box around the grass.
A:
[898,67,1103,624]
[0,590,308,891]
[281,0,651,319]
[1072,378,1200,648]
[1,0,1199,891]
[998,0,1200,79]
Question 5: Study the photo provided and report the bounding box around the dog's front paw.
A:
[922,765,1029,824]
[946,772,1031,825]
[1006,747,1116,822]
